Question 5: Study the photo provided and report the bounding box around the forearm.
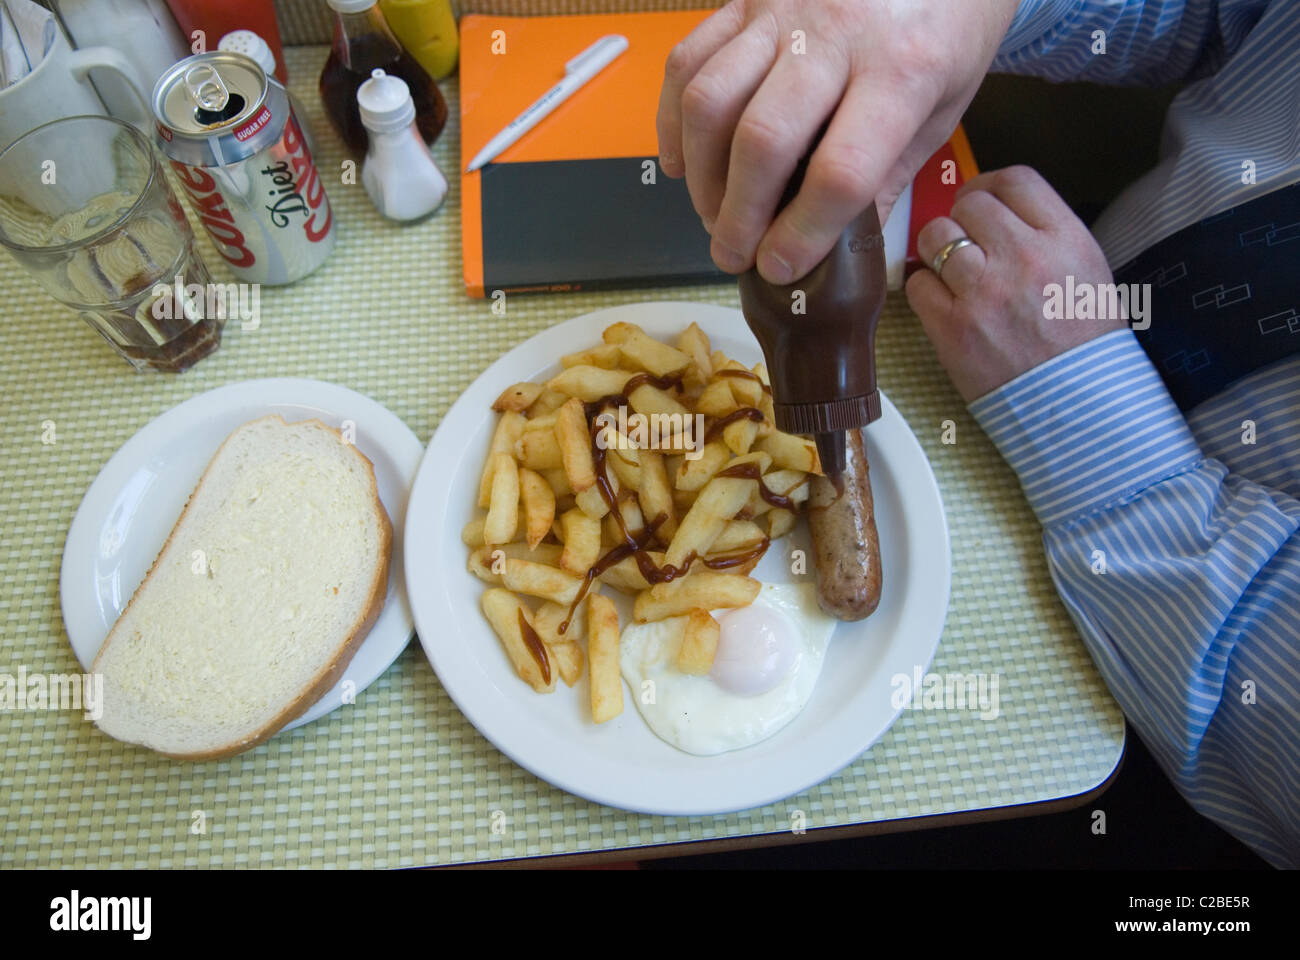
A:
[971,330,1300,866]
[993,0,1228,86]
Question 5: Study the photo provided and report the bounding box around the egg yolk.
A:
[709,604,799,696]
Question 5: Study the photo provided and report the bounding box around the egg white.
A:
[619,581,836,755]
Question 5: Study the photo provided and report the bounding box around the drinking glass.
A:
[0,114,222,372]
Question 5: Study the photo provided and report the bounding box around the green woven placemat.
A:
[0,46,1122,868]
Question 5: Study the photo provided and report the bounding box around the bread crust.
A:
[92,414,394,761]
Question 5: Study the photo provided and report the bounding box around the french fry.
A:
[501,557,583,605]
[540,467,572,498]
[763,468,811,504]
[478,412,525,507]
[633,571,760,622]
[722,416,759,455]
[636,450,676,543]
[463,514,521,548]
[664,469,758,568]
[533,601,585,686]
[555,397,596,492]
[676,609,720,675]
[526,387,569,418]
[606,442,642,490]
[599,321,639,345]
[696,380,739,417]
[599,550,664,593]
[561,343,623,369]
[492,382,543,413]
[587,593,623,723]
[767,508,796,539]
[534,598,587,642]
[674,442,731,491]
[755,363,777,428]
[575,464,615,519]
[545,365,638,402]
[723,365,763,407]
[519,467,556,549]
[559,507,601,576]
[481,588,555,693]
[518,420,563,470]
[468,542,565,584]
[672,486,698,514]
[484,452,520,546]
[677,322,713,386]
[710,519,767,553]
[756,431,822,473]
[605,321,691,377]
[602,497,645,549]
[627,383,690,419]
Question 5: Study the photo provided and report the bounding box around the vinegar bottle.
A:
[319,0,448,159]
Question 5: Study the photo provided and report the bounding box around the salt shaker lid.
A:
[326,0,379,13]
[357,68,415,133]
[218,30,277,78]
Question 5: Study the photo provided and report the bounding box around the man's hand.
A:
[656,0,1020,283]
[906,166,1126,403]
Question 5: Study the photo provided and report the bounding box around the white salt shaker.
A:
[357,68,447,222]
[218,29,318,157]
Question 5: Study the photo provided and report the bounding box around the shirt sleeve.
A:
[969,329,1300,867]
[992,0,1270,86]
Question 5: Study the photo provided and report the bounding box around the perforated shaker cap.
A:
[357,69,415,133]
[217,30,277,77]
[326,0,378,13]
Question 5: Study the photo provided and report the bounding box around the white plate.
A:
[406,303,951,816]
[61,378,423,733]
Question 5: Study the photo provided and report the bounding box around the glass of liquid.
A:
[0,115,223,372]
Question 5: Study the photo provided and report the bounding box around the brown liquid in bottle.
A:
[319,5,448,159]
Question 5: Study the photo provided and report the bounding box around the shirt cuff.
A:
[968,329,1205,528]
[995,0,1083,63]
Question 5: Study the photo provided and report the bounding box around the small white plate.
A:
[405,302,951,816]
[61,378,423,733]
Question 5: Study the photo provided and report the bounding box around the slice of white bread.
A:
[93,415,393,760]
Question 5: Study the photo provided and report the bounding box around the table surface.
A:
[0,46,1124,868]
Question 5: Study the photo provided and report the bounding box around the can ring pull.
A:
[183,64,229,112]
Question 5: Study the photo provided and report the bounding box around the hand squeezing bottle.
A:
[737,154,888,479]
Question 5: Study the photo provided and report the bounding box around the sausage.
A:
[806,427,882,621]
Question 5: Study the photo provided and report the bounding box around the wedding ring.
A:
[931,236,978,277]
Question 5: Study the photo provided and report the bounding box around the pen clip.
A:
[564,34,628,75]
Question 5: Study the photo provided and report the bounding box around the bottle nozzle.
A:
[814,431,847,481]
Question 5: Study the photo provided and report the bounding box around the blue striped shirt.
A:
[972,0,1300,867]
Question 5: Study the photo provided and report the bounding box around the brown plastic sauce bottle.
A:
[737,149,887,479]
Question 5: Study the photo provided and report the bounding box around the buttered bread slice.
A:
[93,415,392,760]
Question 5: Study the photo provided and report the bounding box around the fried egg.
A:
[619,581,836,755]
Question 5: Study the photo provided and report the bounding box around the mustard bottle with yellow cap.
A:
[378,0,458,79]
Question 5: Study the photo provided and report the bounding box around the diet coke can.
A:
[152,51,336,285]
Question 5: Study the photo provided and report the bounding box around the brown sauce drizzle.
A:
[559,401,773,632]
[715,369,773,395]
[583,371,685,421]
[704,407,764,443]
[517,608,551,685]
[715,461,797,511]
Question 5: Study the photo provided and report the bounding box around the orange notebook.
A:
[459,10,977,298]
